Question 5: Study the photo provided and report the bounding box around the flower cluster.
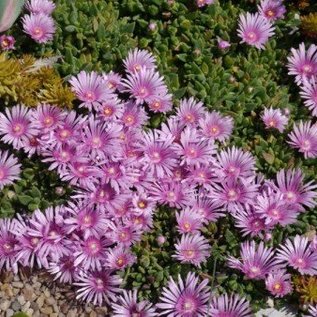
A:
[22,0,56,43]
[0,46,317,311]
[228,235,317,298]
[237,0,285,50]
[287,43,317,158]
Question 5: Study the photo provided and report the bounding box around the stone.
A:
[36,295,45,308]
[45,297,55,305]
[89,312,97,317]
[40,306,53,315]
[67,309,78,317]
[11,300,21,311]
[6,309,14,317]
[12,281,24,288]
[17,295,26,306]
[23,287,34,301]
[30,301,39,311]
[22,301,31,311]
[50,313,59,317]
[44,289,51,298]
[0,299,11,311]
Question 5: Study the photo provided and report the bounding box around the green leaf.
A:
[18,195,33,205]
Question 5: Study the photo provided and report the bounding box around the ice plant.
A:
[0,150,21,190]
[209,293,253,317]
[287,43,317,85]
[0,35,15,50]
[173,233,211,266]
[105,246,136,270]
[228,241,278,279]
[0,104,37,150]
[123,68,167,105]
[261,107,288,132]
[75,271,122,306]
[277,235,317,275]
[123,48,156,74]
[176,209,203,234]
[217,37,231,50]
[111,290,157,317]
[237,12,275,50]
[258,0,286,21]
[22,13,55,43]
[265,270,293,297]
[300,79,317,117]
[196,0,215,7]
[199,111,234,141]
[25,0,56,15]
[69,71,110,111]
[176,97,205,126]
[288,121,317,159]
[0,219,19,273]
[275,168,317,210]
[157,272,210,316]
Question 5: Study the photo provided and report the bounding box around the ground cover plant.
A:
[0,0,317,316]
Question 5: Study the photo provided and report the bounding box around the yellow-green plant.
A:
[293,275,317,305]
[301,13,317,38]
[0,54,74,108]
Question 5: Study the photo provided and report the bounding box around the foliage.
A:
[50,0,137,76]
[0,53,74,107]
[301,13,317,39]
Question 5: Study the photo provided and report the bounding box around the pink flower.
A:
[26,0,56,15]
[75,271,122,306]
[157,272,210,316]
[112,289,156,317]
[48,254,78,283]
[261,107,288,132]
[210,293,253,317]
[175,127,215,166]
[123,68,168,104]
[199,111,234,142]
[0,105,37,150]
[258,0,286,21]
[69,71,111,111]
[287,43,317,85]
[0,219,19,273]
[265,270,293,297]
[237,12,275,50]
[123,48,156,74]
[176,209,203,234]
[121,102,148,128]
[74,234,110,271]
[277,235,317,275]
[102,71,123,91]
[22,13,55,43]
[288,121,317,159]
[0,150,21,190]
[228,241,278,280]
[0,35,15,50]
[173,233,211,267]
[105,246,136,270]
[217,37,231,50]
[196,0,215,7]
[300,79,317,116]
[176,97,206,127]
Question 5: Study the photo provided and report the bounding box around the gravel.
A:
[0,270,110,317]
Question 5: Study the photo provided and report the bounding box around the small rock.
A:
[89,312,97,317]
[13,274,20,282]
[45,297,55,305]
[11,300,21,311]
[44,289,51,298]
[53,304,59,312]
[23,287,34,301]
[67,309,78,317]
[41,306,53,314]
[6,309,14,317]
[25,308,34,316]
[0,300,11,311]
[50,313,58,317]
[36,295,45,308]
[22,301,31,311]
[60,302,69,314]
[30,301,39,311]
[17,295,26,306]
[12,281,24,288]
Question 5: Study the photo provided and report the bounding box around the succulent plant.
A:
[0,0,25,33]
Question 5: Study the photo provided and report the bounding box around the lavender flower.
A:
[0,34,15,50]
[25,0,56,15]
[265,270,293,297]
[157,272,210,316]
[261,107,288,132]
[0,150,21,189]
[258,0,286,21]
[300,79,317,116]
[237,12,275,50]
[123,48,156,74]
[22,13,55,43]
